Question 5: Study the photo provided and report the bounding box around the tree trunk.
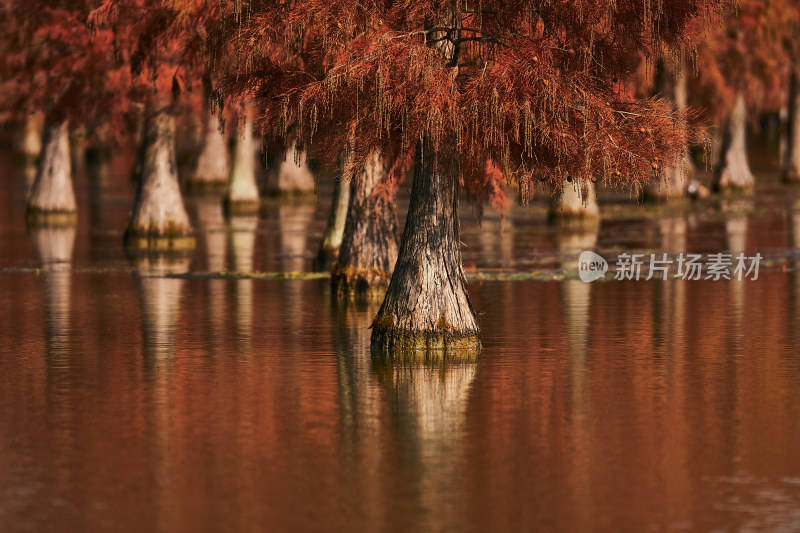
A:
[333,151,399,295]
[124,103,195,250]
[188,112,230,192]
[316,175,351,270]
[713,92,755,192]
[783,68,800,184]
[19,111,44,162]
[371,143,480,357]
[224,110,261,214]
[547,179,599,226]
[266,139,316,195]
[26,120,77,226]
[646,57,691,199]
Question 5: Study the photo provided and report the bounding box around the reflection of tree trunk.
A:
[658,217,687,256]
[30,225,76,358]
[333,151,399,295]
[188,112,230,192]
[266,139,316,195]
[787,200,800,346]
[372,356,477,530]
[372,143,479,355]
[19,110,44,162]
[225,110,260,214]
[316,176,350,270]
[552,225,599,273]
[135,254,188,530]
[30,225,76,500]
[125,101,194,250]
[136,255,190,374]
[229,215,258,350]
[721,199,750,256]
[713,92,755,193]
[332,301,388,528]
[27,120,78,226]
[277,204,315,273]
[646,57,691,199]
[548,180,599,224]
[783,68,800,184]
[195,199,228,347]
[560,278,592,531]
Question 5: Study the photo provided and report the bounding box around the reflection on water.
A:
[229,215,258,350]
[2,160,800,531]
[30,225,76,357]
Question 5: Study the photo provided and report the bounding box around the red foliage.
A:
[221,1,729,203]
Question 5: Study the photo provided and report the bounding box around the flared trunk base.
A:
[331,267,391,298]
[124,228,196,251]
[26,208,78,227]
[370,324,481,362]
[223,198,261,216]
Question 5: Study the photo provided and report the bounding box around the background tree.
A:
[691,0,789,192]
[89,0,223,248]
[1,0,122,225]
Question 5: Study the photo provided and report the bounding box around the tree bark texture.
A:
[266,139,316,195]
[333,151,399,296]
[189,112,230,192]
[783,68,800,184]
[713,92,755,192]
[26,120,77,226]
[316,175,351,269]
[646,58,691,199]
[124,103,194,250]
[225,111,261,214]
[371,143,480,358]
[547,180,599,226]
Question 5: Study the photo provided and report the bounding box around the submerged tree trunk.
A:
[547,179,599,226]
[713,92,755,192]
[124,103,194,250]
[315,175,351,270]
[371,144,479,356]
[26,120,77,226]
[333,151,399,295]
[266,139,316,195]
[783,68,800,184]
[19,111,44,162]
[646,58,691,199]
[224,110,261,214]
[188,112,230,192]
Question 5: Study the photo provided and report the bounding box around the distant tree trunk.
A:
[547,180,599,225]
[646,57,691,199]
[266,138,316,195]
[315,175,351,269]
[26,119,77,226]
[19,111,44,161]
[124,102,194,250]
[783,68,800,184]
[188,112,230,192]
[332,151,399,295]
[371,143,480,356]
[713,91,755,192]
[224,110,261,214]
